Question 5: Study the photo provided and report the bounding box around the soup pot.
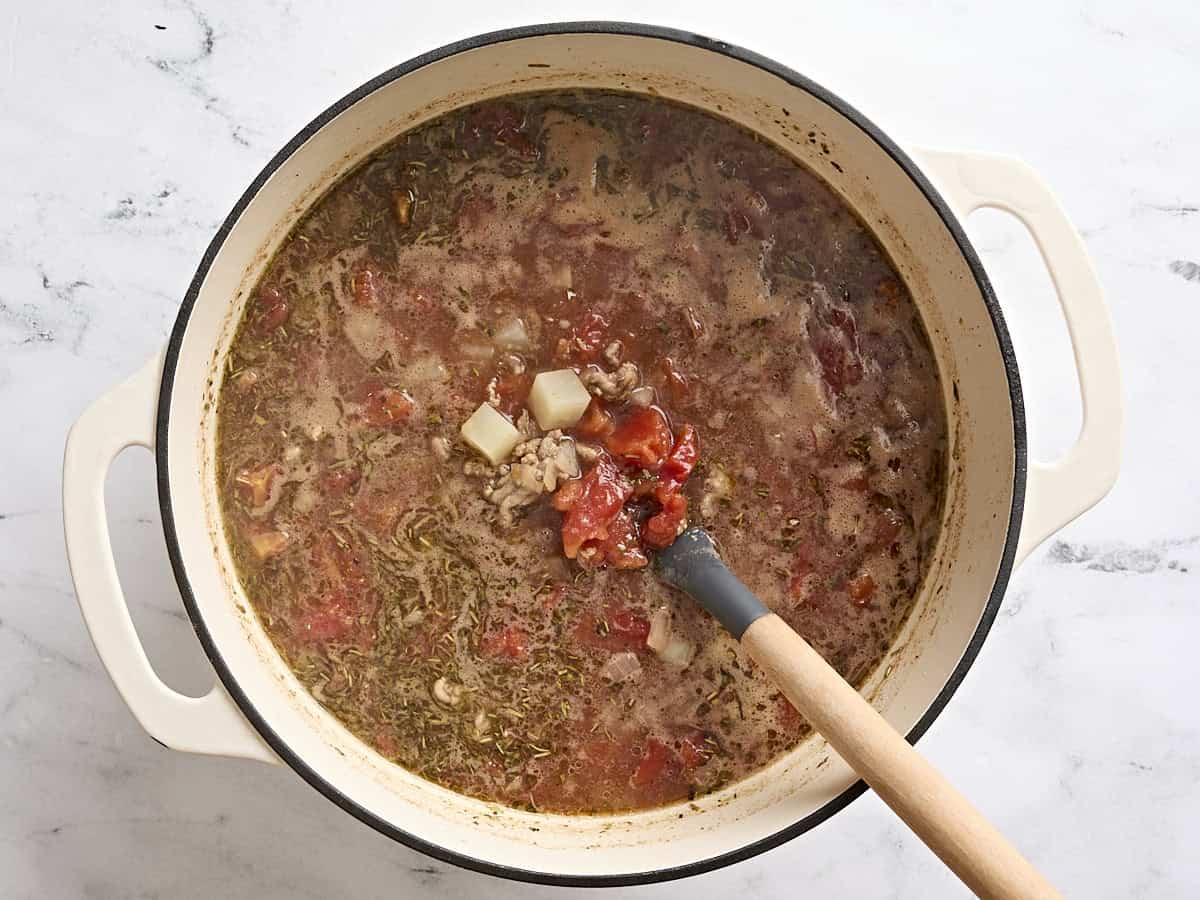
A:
[63,23,1121,885]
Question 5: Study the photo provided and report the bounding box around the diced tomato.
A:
[291,535,374,657]
[553,456,632,558]
[846,573,877,606]
[643,489,688,549]
[309,532,370,597]
[869,507,906,552]
[252,285,289,335]
[788,551,814,598]
[659,425,699,489]
[352,267,380,306]
[234,462,282,508]
[294,589,372,648]
[553,478,583,510]
[575,398,615,440]
[563,311,611,363]
[632,738,680,787]
[605,407,673,468]
[575,607,651,652]
[579,506,648,570]
[481,624,529,662]
[609,609,651,645]
[677,731,714,770]
[359,381,415,430]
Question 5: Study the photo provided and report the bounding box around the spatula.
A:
[655,527,1060,900]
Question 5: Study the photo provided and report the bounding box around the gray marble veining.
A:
[3,1,1198,897]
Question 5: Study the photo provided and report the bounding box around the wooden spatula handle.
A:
[742,613,1060,900]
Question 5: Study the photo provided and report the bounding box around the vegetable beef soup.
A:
[216,91,947,814]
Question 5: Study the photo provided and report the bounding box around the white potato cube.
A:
[460,403,521,465]
[528,369,592,430]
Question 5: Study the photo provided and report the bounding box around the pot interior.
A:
[161,27,1018,881]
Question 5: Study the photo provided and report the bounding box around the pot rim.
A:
[154,21,1027,887]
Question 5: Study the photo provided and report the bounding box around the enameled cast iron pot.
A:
[63,23,1122,886]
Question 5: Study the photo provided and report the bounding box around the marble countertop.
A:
[3,1,1197,896]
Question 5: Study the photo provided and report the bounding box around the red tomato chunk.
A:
[481,625,530,662]
[553,456,632,558]
[252,285,289,335]
[633,738,681,787]
[846,573,877,605]
[358,381,415,430]
[564,311,611,362]
[677,730,714,770]
[605,406,673,468]
[643,489,688,549]
[579,506,648,569]
[352,267,380,306]
[295,591,364,646]
[660,425,698,488]
[575,607,651,653]
[575,398,615,439]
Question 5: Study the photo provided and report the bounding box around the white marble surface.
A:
[3,0,1198,896]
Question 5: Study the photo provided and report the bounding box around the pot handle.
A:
[913,148,1122,565]
[63,352,278,765]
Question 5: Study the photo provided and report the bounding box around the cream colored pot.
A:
[63,24,1121,885]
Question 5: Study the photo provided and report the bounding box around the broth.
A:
[216,91,946,814]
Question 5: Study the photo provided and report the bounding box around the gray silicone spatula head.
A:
[654,527,770,639]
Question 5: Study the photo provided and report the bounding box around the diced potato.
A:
[248,530,289,559]
[460,402,521,465]
[528,369,592,430]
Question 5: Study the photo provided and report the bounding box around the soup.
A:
[216,91,947,814]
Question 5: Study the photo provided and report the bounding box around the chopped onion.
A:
[646,607,672,653]
[494,318,531,350]
[628,385,656,407]
[432,676,464,707]
[599,651,642,683]
[660,635,696,669]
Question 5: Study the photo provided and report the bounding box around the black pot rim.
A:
[156,21,1026,888]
